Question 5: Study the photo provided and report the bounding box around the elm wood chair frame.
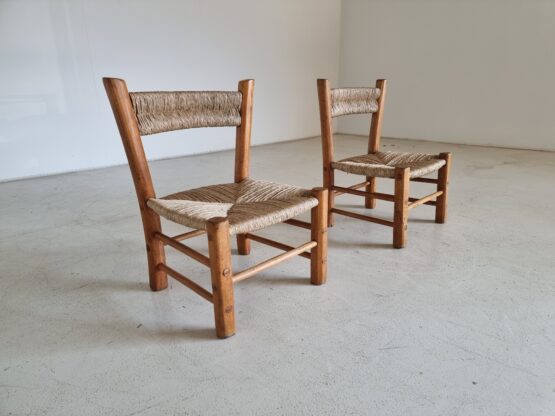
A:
[317,78,451,248]
[104,77,328,339]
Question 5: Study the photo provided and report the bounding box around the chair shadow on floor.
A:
[334,203,437,226]
[43,272,229,343]
[261,276,311,286]
[336,203,436,222]
[328,239,392,250]
[59,268,318,343]
[409,218,436,224]
[82,279,149,292]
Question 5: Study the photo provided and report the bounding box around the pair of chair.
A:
[104,77,451,339]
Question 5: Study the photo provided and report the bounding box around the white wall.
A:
[339,0,555,151]
[0,0,341,182]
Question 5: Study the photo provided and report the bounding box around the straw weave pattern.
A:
[147,179,318,235]
[130,91,242,135]
[330,88,381,117]
[332,151,446,179]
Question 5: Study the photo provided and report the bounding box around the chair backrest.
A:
[130,91,243,135]
[103,78,254,208]
[330,87,381,118]
[317,79,386,160]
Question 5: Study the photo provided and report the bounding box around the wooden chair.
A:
[317,79,451,248]
[104,78,328,338]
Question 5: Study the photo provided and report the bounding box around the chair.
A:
[104,78,328,338]
[317,79,451,248]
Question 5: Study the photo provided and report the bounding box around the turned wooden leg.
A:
[310,188,328,285]
[236,234,251,255]
[144,210,167,291]
[393,167,410,249]
[207,217,235,338]
[365,176,376,208]
[435,152,451,224]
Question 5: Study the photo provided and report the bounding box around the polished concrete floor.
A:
[1,135,554,415]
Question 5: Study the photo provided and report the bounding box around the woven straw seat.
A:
[332,151,446,179]
[148,179,318,235]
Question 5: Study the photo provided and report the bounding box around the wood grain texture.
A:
[408,191,443,210]
[310,188,328,285]
[331,185,395,202]
[331,181,368,196]
[366,80,386,209]
[172,229,206,241]
[245,233,312,260]
[154,232,210,267]
[331,208,394,227]
[235,79,255,255]
[207,217,235,338]
[393,167,410,248]
[103,78,167,291]
[232,241,317,283]
[158,264,213,303]
[368,79,387,154]
[317,79,336,227]
[435,152,451,223]
[364,177,377,209]
[234,79,254,183]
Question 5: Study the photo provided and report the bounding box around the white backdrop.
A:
[2,0,553,182]
[338,0,555,151]
[0,0,341,181]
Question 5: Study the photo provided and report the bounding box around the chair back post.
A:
[368,78,387,154]
[317,79,334,189]
[234,79,254,183]
[103,77,167,291]
[103,77,157,203]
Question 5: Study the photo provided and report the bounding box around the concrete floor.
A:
[1,135,554,415]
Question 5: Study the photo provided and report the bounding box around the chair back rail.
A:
[330,87,381,118]
[130,91,243,135]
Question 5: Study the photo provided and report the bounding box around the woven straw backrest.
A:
[129,91,243,136]
[330,88,381,118]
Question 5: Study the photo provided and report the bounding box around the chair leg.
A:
[365,176,376,208]
[435,152,451,224]
[236,234,250,255]
[310,188,328,285]
[207,217,235,338]
[144,211,167,291]
[393,167,410,249]
[327,168,335,227]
